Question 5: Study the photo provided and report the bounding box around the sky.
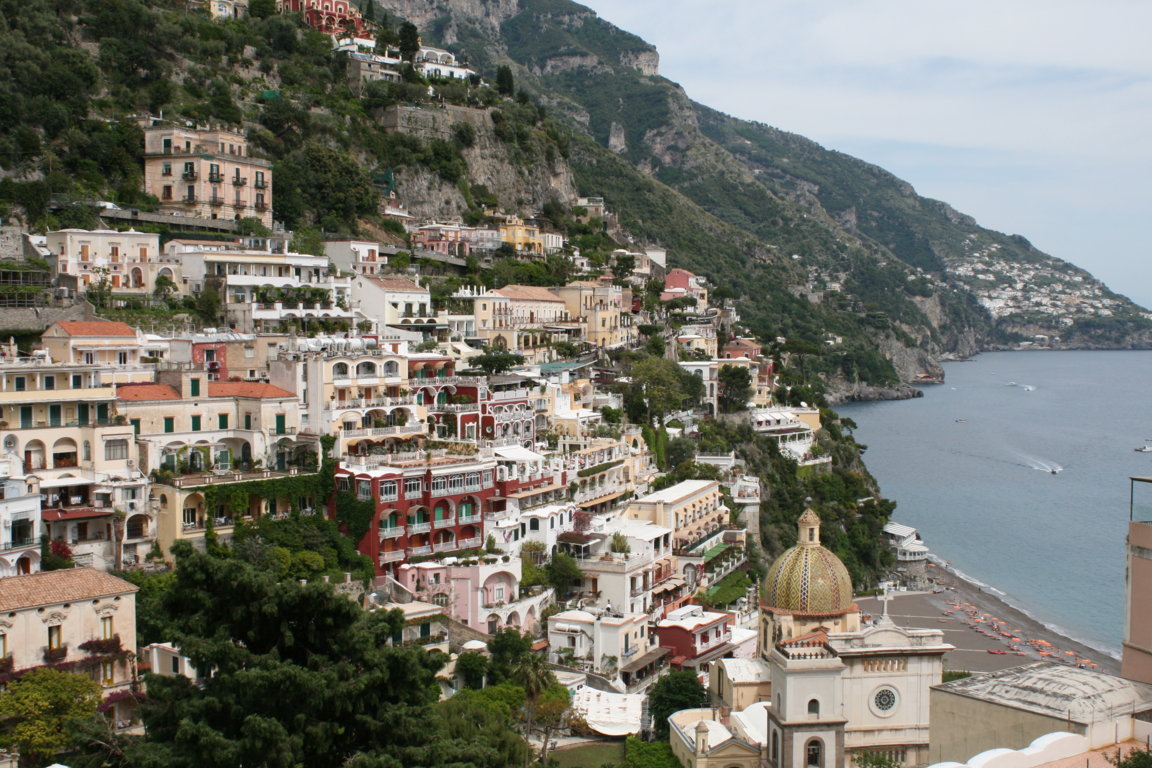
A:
[578,0,1152,310]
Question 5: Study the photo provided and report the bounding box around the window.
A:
[101,660,114,685]
[448,475,463,492]
[0,633,6,658]
[101,616,114,640]
[431,476,447,493]
[244,413,252,430]
[48,625,62,650]
[72,374,83,388]
[183,507,196,526]
[104,439,129,461]
[190,378,200,397]
[218,413,229,429]
[806,739,823,768]
[171,656,181,675]
[466,472,480,490]
[529,518,540,531]
[357,480,373,500]
[44,375,55,390]
[873,688,897,712]
[130,419,141,435]
[405,478,422,497]
[380,480,398,501]
[495,586,505,602]
[191,415,202,432]
[807,699,820,717]
[13,376,25,392]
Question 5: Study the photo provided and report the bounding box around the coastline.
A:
[857,560,1119,676]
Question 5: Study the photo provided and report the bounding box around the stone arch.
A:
[805,738,823,768]
[126,514,150,539]
[333,362,350,377]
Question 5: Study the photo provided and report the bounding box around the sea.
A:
[836,350,1152,659]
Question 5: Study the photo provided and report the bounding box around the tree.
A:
[666,437,695,469]
[468,348,525,376]
[544,552,583,598]
[114,544,497,767]
[249,0,276,17]
[487,628,534,685]
[455,651,488,690]
[0,668,102,768]
[647,669,707,739]
[495,65,515,96]
[611,252,635,283]
[152,273,176,302]
[630,357,689,425]
[717,364,753,413]
[854,752,905,768]
[398,22,420,61]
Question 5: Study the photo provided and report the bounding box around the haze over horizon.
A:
[579,0,1152,311]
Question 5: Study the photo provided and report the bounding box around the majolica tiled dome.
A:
[763,509,853,615]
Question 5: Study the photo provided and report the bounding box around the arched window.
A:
[806,739,823,768]
[333,362,349,377]
[807,698,820,717]
[771,731,779,763]
[82,441,91,461]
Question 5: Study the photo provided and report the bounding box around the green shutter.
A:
[164,417,174,433]
[190,378,200,397]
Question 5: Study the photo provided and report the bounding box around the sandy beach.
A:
[856,563,1119,675]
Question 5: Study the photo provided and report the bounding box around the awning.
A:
[577,490,624,508]
[621,646,669,674]
[653,577,686,594]
[38,477,94,489]
[703,543,731,562]
[42,508,114,522]
[493,445,546,463]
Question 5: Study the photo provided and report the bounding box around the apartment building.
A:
[46,228,179,299]
[143,124,273,227]
[41,321,153,384]
[655,604,735,669]
[0,568,139,723]
[336,449,497,575]
[553,281,635,350]
[0,453,41,576]
[0,356,146,569]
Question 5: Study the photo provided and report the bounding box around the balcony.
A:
[234,199,247,209]
[408,522,431,534]
[182,170,198,181]
[208,172,224,183]
[209,196,224,206]
[255,201,268,211]
[183,194,196,203]
[458,536,482,549]
[433,517,455,529]
[232,176,247,186]
[341,424,425,438]
[429,402,479,413]
[457,512,481,525]
[408,376,484,388]
[43,645,68,664]
[0,536,37,553]
[380,550,405,563]
[408,545,432,556]
[254,179,267,189]
[380,527,404,539]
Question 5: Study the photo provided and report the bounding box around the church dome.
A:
[763,509,854,615]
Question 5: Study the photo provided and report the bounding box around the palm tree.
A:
[511,654,557,767]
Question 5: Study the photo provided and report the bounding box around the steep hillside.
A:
[388,0,1152,358]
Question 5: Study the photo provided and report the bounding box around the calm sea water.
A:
[837,351,1152,658]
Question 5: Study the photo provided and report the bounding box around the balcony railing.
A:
[380,527,404,539]
[408,522,431,534]
[380,550,405,563]
[255,201,268,211]
[232,176,247,185]
[457,512,481,525]
[208,172,224,183]
[209,196,224,206]
[1,536,37,553]
[182,170,197,181]
[254,179,267,189]
[458,536,482,549]
[433,517,455,529]
[408,545,432,556]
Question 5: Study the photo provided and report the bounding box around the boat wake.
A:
[1020,455,1064,473]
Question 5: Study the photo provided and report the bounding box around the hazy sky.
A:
[579,0,1152,310]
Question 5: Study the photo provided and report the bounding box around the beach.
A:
[856,563,1119,675]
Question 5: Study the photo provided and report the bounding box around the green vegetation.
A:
[647,669,708,739]
[0,668,102,768]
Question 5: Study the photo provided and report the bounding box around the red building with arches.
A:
[281,0,368,37]
[334,451,497,576]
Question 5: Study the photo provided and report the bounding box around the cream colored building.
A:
[553,281,634,350]
[626,479,729,553]
[117,371,312,475]
[46,228,180,298]
[143,124,272,227]
[42,320,153,383]
[0,355,148,570]
[0,568,139,723]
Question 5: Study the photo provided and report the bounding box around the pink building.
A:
[394,556,552,634]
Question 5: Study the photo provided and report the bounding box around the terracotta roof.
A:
[0,568,138,612]
[117,383,180,401]
[42,508,114,522]
[495,285,564,302]
[208,381,295,399]
[54,321,137,337]
[779,628,829,647]
[365,276,426,292]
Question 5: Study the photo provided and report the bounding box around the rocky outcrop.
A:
[825,382,924,406]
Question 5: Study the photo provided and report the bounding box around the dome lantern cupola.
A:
[762,508,853,616]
